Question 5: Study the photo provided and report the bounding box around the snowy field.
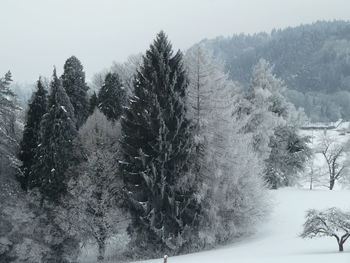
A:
[134,188,350,263]
[84,124,350,263]
[129,125,350,263]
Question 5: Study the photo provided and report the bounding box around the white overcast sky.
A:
[1,0,350,83]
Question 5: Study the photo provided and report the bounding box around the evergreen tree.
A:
[120,31,198,253]
[31,69,77,203]
[98,72,126,122]
[264,125,311,189]
[0,71,20,177]
[61,56,89,128]
[0,71,17,137]
[0,71,17,147]
[88,91,98,115]
[19,78,48,190]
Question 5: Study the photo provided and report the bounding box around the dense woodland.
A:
[200,20,350,122]
[1,31,313,262]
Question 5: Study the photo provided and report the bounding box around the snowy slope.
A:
[135,188,350,263]
[90,125,350,263]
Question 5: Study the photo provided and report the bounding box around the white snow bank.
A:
[133,188,350,263]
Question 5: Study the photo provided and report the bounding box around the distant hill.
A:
[198,21,350,121]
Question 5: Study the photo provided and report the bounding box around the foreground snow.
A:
[135,188,350,263]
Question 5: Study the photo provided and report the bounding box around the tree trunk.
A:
[97,240,106,261]
[338,241,344,252]
[309,176,313,190]
[330,178,335,190]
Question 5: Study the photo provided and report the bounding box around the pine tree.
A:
[98,72,126,122]
[264,125,311,189]
[31,69,77,203]
[88,91,98,115]
[19,78,48,190]
[0,71,20,177]
[62,56,89,128]
[0,71,16,145]
[120,31,198,253]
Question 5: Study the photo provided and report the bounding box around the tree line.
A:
[201,20,350,122]
[0,31,310,262]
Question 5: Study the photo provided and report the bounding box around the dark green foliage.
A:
[265,126,311,189]
[62,56,89,128]
[18,79,48,190]
[121,31,198,253]
[0,71,17,135]
[0,71,20,178]
[31,70,78,203]
[88,91,98,115]
[98,72,126,122]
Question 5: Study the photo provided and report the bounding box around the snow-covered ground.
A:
[136,188,350,263]
[131,125,350,263]
[88,124,350,263]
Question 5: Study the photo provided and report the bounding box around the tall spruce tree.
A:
[0,71,20,178]
[19,78,48,190]
[31,69,77,203]
[121,31,198,253]
[0,71,17,150]
[61,56,89,128]
[98,72,126,122]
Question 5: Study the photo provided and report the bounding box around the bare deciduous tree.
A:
[320,136,347,190]
[301,207,350,252]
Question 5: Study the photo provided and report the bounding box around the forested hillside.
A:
[199,20,350,121]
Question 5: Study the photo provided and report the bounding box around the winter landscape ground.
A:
[131,188,350,263]
[78,125,350,263]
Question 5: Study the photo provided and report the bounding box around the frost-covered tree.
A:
[184,46,219,189]
[1,72,79,262]
[320,135,348,190]
[91,70,108,92]
[27,71,82,260]
[264,125,311,189]
[98,72,126,122]
[19,78,48,190]
[0,187,80,262]
[234,60,285,159]
[64,110,128,261]
[301,207,350,252]
[0,71,21,178]
[62,56,89,128]
[31,69,78,203]
[111,54,142,94]
[184,47,267,249]
[234,59,310,188]
[120,31,198,254]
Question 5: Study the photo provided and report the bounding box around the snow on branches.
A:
[301,207,350,251]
